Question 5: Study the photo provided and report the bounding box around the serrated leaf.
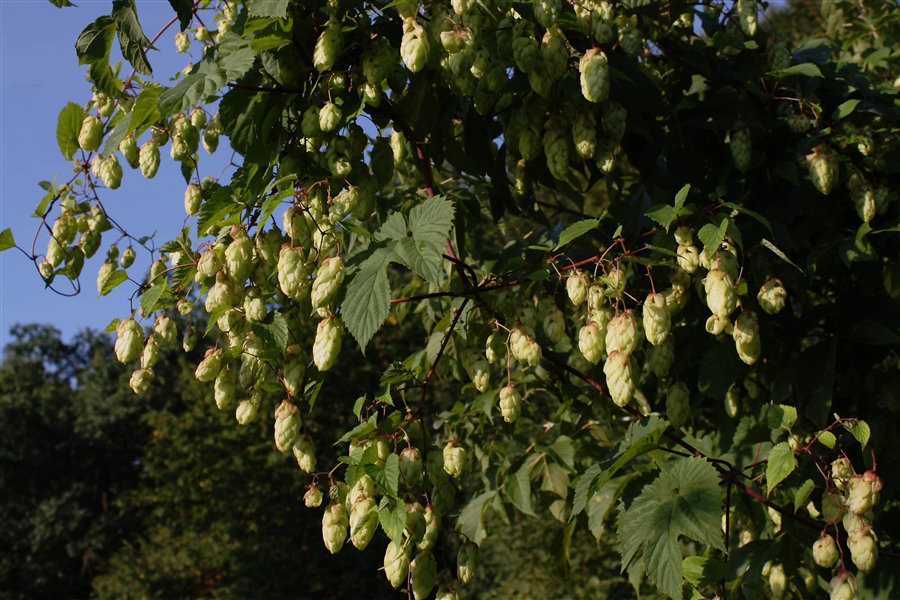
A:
[766,442,796,495]
[0,228,15,252]
[767,405,797,431]
[553,219,599,250]
[249,311,289,351]
[112,0,154,76]
[549,436,575,470]
[247,0,290,17]
[102,110,132,156]
[343,246,395,352]
[673,184,690,211]
[645,204,678,232]
[721,201,773,235]
[618,456,724,600]
[683,556,729,588]
[374,211,408,242]
[393,237,444,283]
[850,421,871,450]
[166,0,193,30]
[769,63,822,78]
[49,0,76,7]
[818,431,836,449]
[697,219,729,259]
[197,185,238,235]
[158,62,228,118]
[832,99,860,120]
[217,33,257,80]
[506,462,536,517]
[572,464,603,517]
[368,453,400,498]
[75,16,116,65]
[587,476,633,540]
[794,479,815,513]
[541,462,570,498]
[459,491,492,546]
[33,189,55,218]
[761,239,804,274]
[408,196,455,246]
[378,497,406,543]
[102,317,121,332]
[129,87,161,135]
[56,102,85,160]
[380,361,416,387]
[139,285,164,317]
[99,269,128,296]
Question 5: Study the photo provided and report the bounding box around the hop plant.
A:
[509,323,542,367]
[512,22,540,74]
[236,395,260,425]
[572,110,597,159]
[322,502,348,554]
[704,269,737,320]
[542,117,569,181]
[114,317,144,364]
[829,570,857,600]
[808,144,838,195]
[304,486,323,508]
[313,316,343,372]
[677,244,700,274]
[139,141,160,178]
[313,22,342,72]
[195,347,223,382]
[277,245,310,301]
[540,26,568,81]
[129,368,153,395]
[400,19,430,73]
[758,279,787,314]
[580,49,610,103]
[443,442,466,478]
[214,367,237,410]
[399,446,423,487]
[737,0,758,36]
[318,101,342,132]
[274,400,302,452]
[542,303,566,344]
[643,293,671,346]
[617,19,642,56]
[769,40,791,71]
[405,501,426,544]
[848,171,876,223]
[730,127,752,173]
[184,183,202,216]
[606,310,639,356]
[848,526,877,573]
[436,584,460,600]
[311,257,345,317]
[732,311,761,365]
[813,533,840,568]
[832,457,853,489]
[383,540,410,589]
[464,349,490,392]
[78,115,103,152]
[282,344,306,397]
[457,542,478,584]
[410,550,436,600]
[567,270,589,306]
[349,497,378,550]
[418,505,439,551]
[578,322,604,364]
[603,350,635,407]
[667,383,691,428]
[499,384,522,423]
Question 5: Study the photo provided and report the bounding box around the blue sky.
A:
[1,0,232,349]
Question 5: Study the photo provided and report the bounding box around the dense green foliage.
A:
[4,0,900,598]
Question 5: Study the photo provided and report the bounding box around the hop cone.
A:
[115,317,144,364]
[603,350,634,407]
[580,49,609,103]
[322,502,348,554]
[499,384,522,423]
[313,316,343,372]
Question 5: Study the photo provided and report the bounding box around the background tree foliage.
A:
[3,0,900,598]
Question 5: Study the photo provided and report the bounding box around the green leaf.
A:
[832,99,860,120]
[553,219,599,250]
[217,33,257,80]
[849,421,871,450]
[697,219,729,259]
[794,479,815,513]
[644,204,677,232]
[56,102,86,160]
[818,431,836,449]
[158,62,228,119]
[102,317,120,332]
[572,417,668,517]
[75,16,116,65]
[721,201,773,235]
[368,453,400,498]
[767,405,797,431]
[506,462,536,517]
[129,87,161,136]
[139,285,164,317]
[166,0,193,31]
[673,184,690,211]
[246,0,290,17]
[458,491,492,546]
[683,556,729,588]
[112,0,154,76]
[842,320,900,345]
[249,311,289,352]
[408,195,455,246]
[761,239,804,273]
[380,361,417,387]
[374,212,408,242]
[48,0,76,7]
[549,436,575,470]
[540,462,569,498]
[378,497,406,543]
[587,475,634,540]
[102,111,132,156]
[769,63,823,78]
[766,442,796,495]
[99,269,128,296]
[197,186,238,235]
[393,238,444,283]
[618,456,724,600]
[0,228,15,252]
[343,246,395,352]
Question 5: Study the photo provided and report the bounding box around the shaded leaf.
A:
[458,491,492,546]
[769,63,823,78]
[683,556,729,588]
[832,99,860,120]
[247,0,290,17]
[167,0,193,31]
[343,246,395,352]
[506,463,536,517]
[249,311,289,352]
[761,239,804,273]
[553,219,599,250]
[767,405,797,431]
[408,195,455,246]
[112,0,154,76]
[393,238,444,283]
[794,479,815,513]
